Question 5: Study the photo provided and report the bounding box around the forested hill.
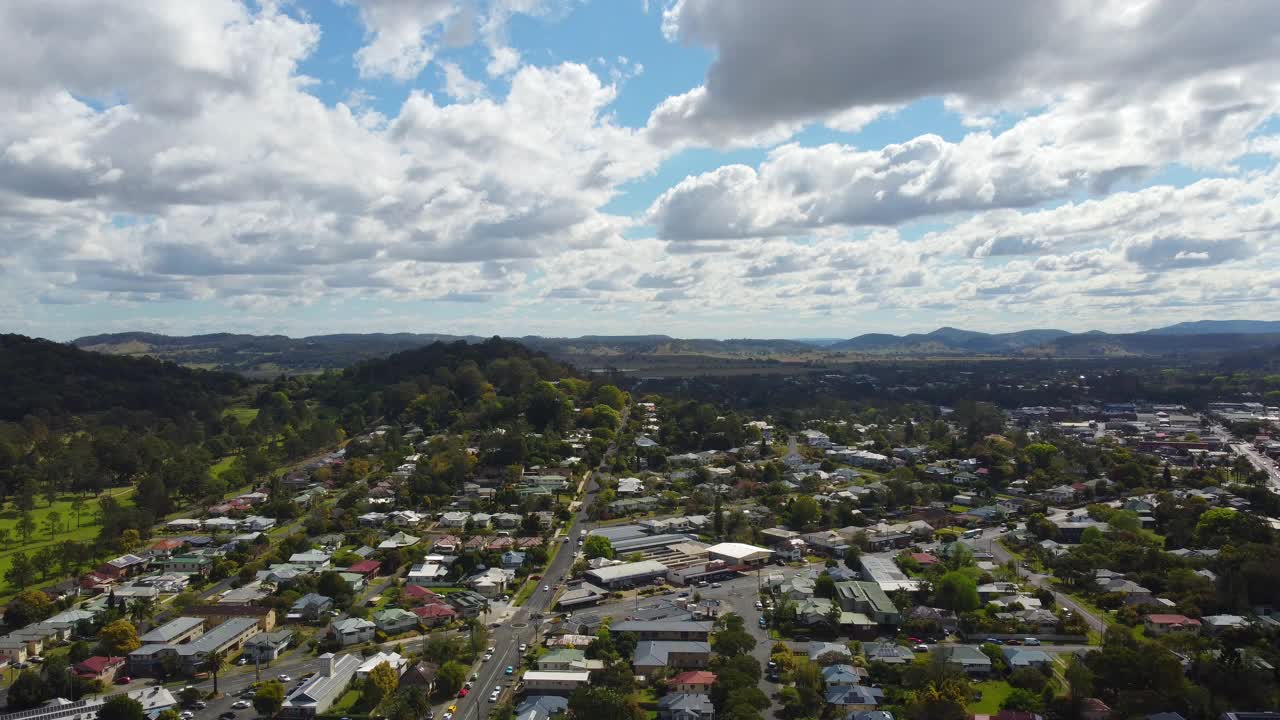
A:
[0,334,243,424]
[307,337,577,432]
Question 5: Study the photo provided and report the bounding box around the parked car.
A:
[489,691,500,703]
[115,676,133,685]
[1024,638,1041,646]
[912,644,929,652]
[483,653,493,662]
[505,666,515,675]
[519,643,528,653]
[278,674,291,682]
[232,701,251,709]
[220,712,237,720]
[458,688,469,698]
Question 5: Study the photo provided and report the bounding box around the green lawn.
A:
[0,488,134,600]
[223,407,260,424]
[967,680,1014,715]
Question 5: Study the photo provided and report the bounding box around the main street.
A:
[443,401,628,720]
[983,527,1108,635]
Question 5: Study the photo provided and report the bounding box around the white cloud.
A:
[440,62,487,100]
[651,0,1280,146]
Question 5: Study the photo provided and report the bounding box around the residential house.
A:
[289,594,335,622]
[610,621,713,641]
[399,661,438,693]
[373,609,420,635]
[940,646,993,676]
[822,665,868,687]
[1144,615,1201,636]
[809,642,854,663]
[632,641,712,675]
[669,670,717,694]
[356,651,408,678]
[174,617,262,672]
[411,603,458,627]
[288,551,332,570]
[658,693,716,720]
[331,618,375,647]
[73,655,125,683]
[378,532,420,550]
[140,616,205,646]
[521,671,591,695]
[1004,648,1054,669]
[243,516,276,532]
[438,512,470,528]
[826,686,885,712]
[244,631,292,663]
[516,696,568,720]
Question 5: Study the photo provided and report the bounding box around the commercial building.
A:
[858,554,923,593]
[609,620,713,641]
[280,653,360,719]
[176,617,261,672]
[521,671,592,695]
[705,542,773,568]
[585,560,670,589]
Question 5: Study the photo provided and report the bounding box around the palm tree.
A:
[206,649,228,695]
[70,497,85,528]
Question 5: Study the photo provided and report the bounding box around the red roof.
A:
[347,560,381,575]
[150,539,185,551]
[669,670,717,686]
[911,552,939,565]
[412,604,457,619]
[1146,614,1199,626]
[75,656,124,677]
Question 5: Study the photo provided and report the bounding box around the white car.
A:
[543,585,550,592]
[277,674,291,682]
[754,601,763,610]
[231,701,251,709]
[489,691,500,703]
[483,653,493,662]
[519,643,528,653]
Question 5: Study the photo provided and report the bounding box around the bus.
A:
[962,528,983,540]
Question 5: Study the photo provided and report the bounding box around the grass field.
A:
[966,680,1014,714]
[223,407,260,424]
[0,488,134,600]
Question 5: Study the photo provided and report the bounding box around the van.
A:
[1023,638,1040,646]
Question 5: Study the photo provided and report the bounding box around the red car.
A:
[458,689,469,698]
[115,676,132,685]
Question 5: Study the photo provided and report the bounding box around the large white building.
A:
[705,542,773,568]
[0,687,176,720]
[280,653,361,719]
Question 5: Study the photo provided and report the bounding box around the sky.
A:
[3,0,1280,342]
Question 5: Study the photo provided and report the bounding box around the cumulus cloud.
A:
[651,0,1280,146]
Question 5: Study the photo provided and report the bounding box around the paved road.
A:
[984,529,1107,635]
[444,402,628,720]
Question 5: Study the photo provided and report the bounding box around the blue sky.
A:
[2,1,1279,341]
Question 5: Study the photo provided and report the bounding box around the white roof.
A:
[523,671,591,682]
[706,542,773,560]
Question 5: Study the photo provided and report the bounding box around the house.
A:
[399,661,438,693]
[1144,614,1201,636]
[162,554,213,576]
[438,511,470,528]
[280,653,360,719]
[469,567,512,597]
[908,606,958,633]
[356,651,408,678]
[243,516,276,532]
[373,608,420,635]
[445,590,490,618]
[826,686,885,712]
[658,693,716,720]
[632,641,712,675]
[516,696,569,720]
[0,687,177,720]
[1004,648,1053,669]
[73,655,126,682]
[408,562,450,585]
[346,560,381,580]
[288,551,332,569]
[378,532,420,549]
[940,645,993,676]
[834,581,901,625]
[244,631,293,663]
[331,618,375,647]
[203,517,241,533]
[411,603,458,627]
[809,642,854,663]
[822,664,868,687]
[521,671,592,695]
[1201,614,1248,636]
[289,594,335,622]
[669,670,717,694]
[493,512,524,529]
[187,604,277,632]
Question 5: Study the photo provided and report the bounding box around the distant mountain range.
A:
[69,319,1280,374]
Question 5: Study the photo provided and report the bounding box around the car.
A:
[194,701,208,710]
[329,609,341,617]
[236,657,249,665]
[487,646,497,654]
[505,666,515,675]
[711,583,722,588]
[913,644,929,652]
[220,712,237,720]
[448,705,458,714]
[758,617,767,628]
[983,638,1003,645]
[677,592,690,599]
[754,601,763,610]
[458,688,469,698]
[28,656,44,664]
[442,713,454,720]
[483,653,493,662]
[471,673,480,682]
[1006,638,1021,645]
[115,676,133,685]
[12,662,28,669]
[426,711,435,720]
[232,701,251,710]
[278,674,291,682]
[519,643,528,653]
[1023,638,1041,646]
[490,692,501,702]
[543,585,550,592]
[767,660,778,670]
[464,682,473,689]
[494,686,502,693]
[180,712,194,719]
